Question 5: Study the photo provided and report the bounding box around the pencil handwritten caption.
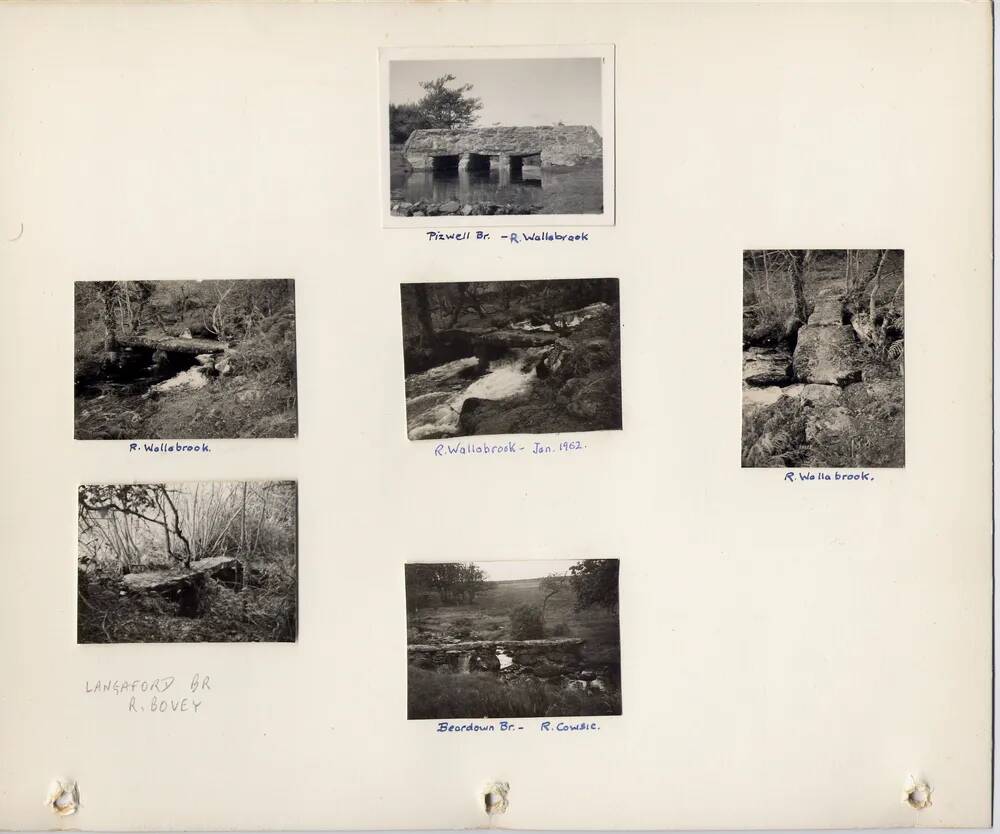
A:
[425,230,590,244]
[85,673,213,715]
[436,719,600,733]
[784,471,875,483]
[434,439,585,458]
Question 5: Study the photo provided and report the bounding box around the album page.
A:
[0,1,992,830]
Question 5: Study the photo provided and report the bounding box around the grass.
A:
[407,667,621,720]
[78,567,297,643]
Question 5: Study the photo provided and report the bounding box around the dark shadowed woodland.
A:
[401,279,622,440]
[74,280,297,440]
[742,250,904,468]
[78,481,297,643]
[406,560,622,720]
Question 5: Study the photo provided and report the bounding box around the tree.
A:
[787,250,811,322]
[509,604,545,639]
[78,484,193,566]
[414,75,482,129]
[404,562,487,606]
[568,560,619,613]
[539,572,566,617]
[93,282,120,351]
[413,284,437,347]
[389,103,432,144]
[457,563,487,603]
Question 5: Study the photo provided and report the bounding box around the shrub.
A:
[509,604,544,639]
[742,396,808,467]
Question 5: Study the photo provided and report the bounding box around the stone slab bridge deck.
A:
[408,638,585,674]
[118,335,229,355]
[403,125,603,173]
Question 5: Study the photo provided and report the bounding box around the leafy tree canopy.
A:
[389,74,482,143]
[569,559,619,613]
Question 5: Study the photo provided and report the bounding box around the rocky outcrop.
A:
[743,347,792,386]
[792,324,863,385]
[403,125,603,170]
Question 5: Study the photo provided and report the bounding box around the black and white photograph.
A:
[383,46,613,223]
[742,250,904,468]
[405,559,622,721]
[74,279,297,440]
[401,278,622,440]
[78,481,297,643]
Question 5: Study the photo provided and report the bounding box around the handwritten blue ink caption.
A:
[129,442,211,453]
[434,439,585,457]
[85,673,212,714]
[424,230,590,244]
[436,719,599,733]
[784,471,874,482]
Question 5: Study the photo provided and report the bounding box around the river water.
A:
[391,165,604,215]
[405,351,543,440]
[404,303,612,440]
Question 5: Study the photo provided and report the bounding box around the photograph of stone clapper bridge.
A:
[388,56,607,217]
[405,559,622,720]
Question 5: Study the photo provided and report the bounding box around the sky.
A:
[474,560,581,582]
[389,58,602,129]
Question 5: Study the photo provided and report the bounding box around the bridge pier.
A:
[490,153,512,173]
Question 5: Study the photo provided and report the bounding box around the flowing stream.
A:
[404,302,611,440]
[405,350,544,440]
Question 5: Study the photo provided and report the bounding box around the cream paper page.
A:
[0,1,992,830]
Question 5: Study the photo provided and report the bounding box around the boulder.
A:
[439,200,461,214]
[842,379,904,413]
[805,403,854,443]
[801,383,842,404]
[743,348,793,386]
[792,325,863,385]
[457,397,487,434]
[215,355,234,376]
[564,376,617,419]
[529,662,565,679]
[235,388,263,404]
[808,299,845,326]
[149,366,209,394]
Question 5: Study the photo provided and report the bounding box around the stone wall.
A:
[403,126,603,170]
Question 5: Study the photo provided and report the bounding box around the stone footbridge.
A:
[403,125,603,172]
